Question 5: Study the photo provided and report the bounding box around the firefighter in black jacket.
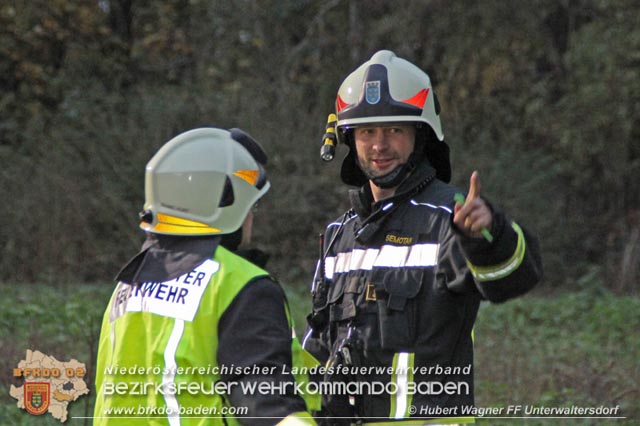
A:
[304,50,543,425]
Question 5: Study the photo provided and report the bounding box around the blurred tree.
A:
[0,0,637,292]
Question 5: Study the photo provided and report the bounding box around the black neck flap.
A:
[115,234,221,285]
[351,161,436,244]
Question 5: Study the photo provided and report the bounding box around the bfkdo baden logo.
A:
[24,382,51,415]
[10,349,90,423]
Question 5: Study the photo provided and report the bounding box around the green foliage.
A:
[1,0,639,290]
[474,290,640,424]
[0,284,638,424]
[0,282,114,425]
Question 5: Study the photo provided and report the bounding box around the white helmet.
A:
[336,50,443,138]
[333,50,451,185]
[139,127,269,235]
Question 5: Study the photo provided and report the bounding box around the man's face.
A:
[353,124,416,179]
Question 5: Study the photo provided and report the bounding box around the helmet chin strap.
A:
[368,161,414,188]
[363,149,422,189]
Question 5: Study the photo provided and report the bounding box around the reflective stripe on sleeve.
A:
[466,222,526,282]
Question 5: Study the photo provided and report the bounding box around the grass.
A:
[472,288,639,425]
[0,282,638,425]
[0,283,113,425]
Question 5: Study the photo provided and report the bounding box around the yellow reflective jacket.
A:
[94,245,319,425]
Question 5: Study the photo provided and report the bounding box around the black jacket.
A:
[304,162,543,423]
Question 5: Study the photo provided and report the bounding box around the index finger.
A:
[466,170,481,202]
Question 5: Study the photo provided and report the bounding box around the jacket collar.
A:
[115,234,221,285]
[348,160,436,244]
[349,160,437,219]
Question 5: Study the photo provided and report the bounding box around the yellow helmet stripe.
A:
[139,213,221,235]
[151,223,221,235]
[156,213,213,227]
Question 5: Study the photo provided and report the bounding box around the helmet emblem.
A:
[365,81,381,104]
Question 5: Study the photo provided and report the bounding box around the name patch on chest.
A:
[109,259,219,322]
[385,234,414,245]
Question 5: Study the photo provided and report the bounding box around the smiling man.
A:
[304,50,543,425]
[353,124,416,202]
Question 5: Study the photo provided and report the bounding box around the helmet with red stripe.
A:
[334,50,451,186]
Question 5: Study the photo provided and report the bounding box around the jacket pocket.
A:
[328,275,359,322]
[373,268,424,350]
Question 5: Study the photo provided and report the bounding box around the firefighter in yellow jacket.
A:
[94,127,319,425]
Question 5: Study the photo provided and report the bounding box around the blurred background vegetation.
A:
[1,0,639,290]
[1,0,638,424]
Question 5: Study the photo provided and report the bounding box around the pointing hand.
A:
[453,171,494,242]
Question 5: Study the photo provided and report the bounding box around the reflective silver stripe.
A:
[378,245,410,268]
[325,256,336,280]
[410,199,452,214]
[406,244,439,267]
[301,328,313,349]
[163,319,185,426]
[325,244,439,279]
